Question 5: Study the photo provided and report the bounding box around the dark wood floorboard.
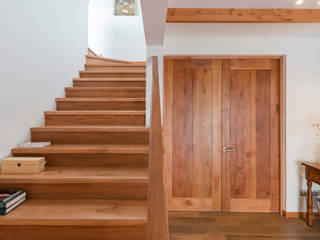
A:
[169,211,320,240]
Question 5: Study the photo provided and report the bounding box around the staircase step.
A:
[0,199,147,226]
[56,98,146,111]
[73,78,146,87]
[0,167,148,184]
[45,110,146,126]
[79,70,146,78]
[0,199,147,240]
[12,144,148,168]
[65,87,145,98]
[0,167,148,199]
[85,64,146,71]
[31,126,149,144]
[12,144,149,154]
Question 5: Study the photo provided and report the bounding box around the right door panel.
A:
[221,59,280,212]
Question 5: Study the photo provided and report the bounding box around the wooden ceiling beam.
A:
[167,8,320,23]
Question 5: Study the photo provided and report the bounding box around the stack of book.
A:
[18,142,51,148]
[0,190,26,215]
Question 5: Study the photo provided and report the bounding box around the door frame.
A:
[163,55,286,214]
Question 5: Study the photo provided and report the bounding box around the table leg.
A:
[306,180,313,226]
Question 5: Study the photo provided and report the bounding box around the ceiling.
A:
[169,0,320,8]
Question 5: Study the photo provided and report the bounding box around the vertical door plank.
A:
[222,60,231,211]
[230,70,252,199]
[255,70,272,199]
[270,60,281,212]
[250,71,257,199]
[172,60,194,198]
[192,68,213,198]
[212,60,222,209]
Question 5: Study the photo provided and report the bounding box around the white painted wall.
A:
[89,0,146,61]
[141,0,168,46]
[163,23,320,212]
[146,47,165,126]
[0,0,88,160]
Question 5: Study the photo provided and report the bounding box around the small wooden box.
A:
[1,157,46,174]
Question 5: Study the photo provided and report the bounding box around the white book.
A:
[18,142,51,148]
[1,197,26,215]
[6,192,26,209]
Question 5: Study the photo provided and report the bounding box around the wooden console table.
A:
[301,162,320,226]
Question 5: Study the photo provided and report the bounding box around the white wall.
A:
[163,23,320,213]
[89,0,146,61]
[146,47,165,126]
[0,0,88,160]
[141,0,168,46]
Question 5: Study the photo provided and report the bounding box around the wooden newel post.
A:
[147,56,169,240]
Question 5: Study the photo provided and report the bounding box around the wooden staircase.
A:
[0,53,148,240]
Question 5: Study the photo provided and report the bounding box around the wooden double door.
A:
[164,57,281,212]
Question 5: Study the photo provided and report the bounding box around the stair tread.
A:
[12,144,149,154]
[0,167,148,183]
[66,87,145,91]
[73,78,146,81]
[0,199,147,226]
[56,98,145,102]
[80,70,146,73]
[31,126,149,132]
[45,110,146,115]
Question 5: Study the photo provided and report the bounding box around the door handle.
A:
[223,147,236,153]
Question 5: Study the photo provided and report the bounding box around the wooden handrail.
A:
[147,56,169,240]
[88,47,98,57]
[86,48,147,65]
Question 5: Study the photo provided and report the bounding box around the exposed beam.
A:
[167,8,320,23]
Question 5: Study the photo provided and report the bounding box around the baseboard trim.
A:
[282,210,320,218]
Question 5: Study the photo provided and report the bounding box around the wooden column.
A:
[147,56,169,240]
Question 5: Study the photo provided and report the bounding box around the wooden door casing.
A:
[164,57,281,212]
[222,59,280,212]
[164,59,222,211]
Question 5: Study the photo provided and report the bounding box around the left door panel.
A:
[164,59,222,211]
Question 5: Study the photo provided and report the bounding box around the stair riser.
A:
[73,81,146,88]
[0,226,147,240]
[0,183,148,199]
[45,114,146,126]
[65,90,145,98]
[31,132,149,144]
[12,153,148,168]
[85,66,146,71]
[80,73,146,78]
[57,101,146,111]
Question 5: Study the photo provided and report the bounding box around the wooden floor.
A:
[169,211,320,240]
